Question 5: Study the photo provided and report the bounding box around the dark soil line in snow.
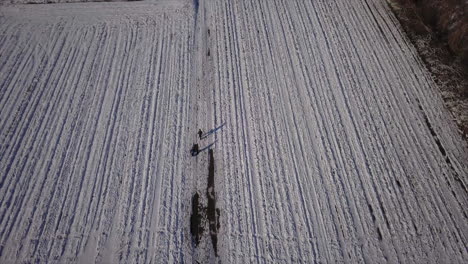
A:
[193,0,199,15]
[417,101,468,218]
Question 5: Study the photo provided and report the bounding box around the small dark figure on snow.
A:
[191,143,200,156]
[198,129,203,139]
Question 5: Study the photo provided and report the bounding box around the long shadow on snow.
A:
[199,141,216,153]
[202,122,226,139]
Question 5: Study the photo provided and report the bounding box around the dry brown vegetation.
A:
[391,0,467,64]
[388,0,468,139]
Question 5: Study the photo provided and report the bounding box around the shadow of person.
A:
[202,122,226,139]
[199,141,216,153]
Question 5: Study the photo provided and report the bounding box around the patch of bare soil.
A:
[387,0,468,140]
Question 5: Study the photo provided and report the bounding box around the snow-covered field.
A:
[0,0,467,263]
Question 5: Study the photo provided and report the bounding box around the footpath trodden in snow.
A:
[0,0,467,263]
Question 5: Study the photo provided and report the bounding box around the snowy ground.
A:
[0,0,467,263]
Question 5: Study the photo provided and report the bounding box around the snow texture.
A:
[0,0,467,263]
